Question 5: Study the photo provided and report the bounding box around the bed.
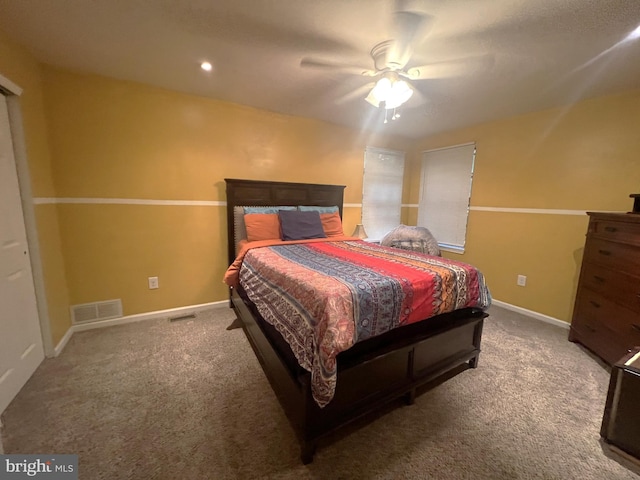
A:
[224,178,490,463]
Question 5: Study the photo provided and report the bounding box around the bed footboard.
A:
[231,287,486,463]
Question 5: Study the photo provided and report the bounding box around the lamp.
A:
[365,71,414,121]
[352,224,368,239]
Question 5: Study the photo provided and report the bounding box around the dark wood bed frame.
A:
[225,178,488,463]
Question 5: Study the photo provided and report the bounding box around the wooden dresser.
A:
[569,212,640,364]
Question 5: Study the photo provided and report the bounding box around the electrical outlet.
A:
[148,276,159,289]
[517,275,527,287]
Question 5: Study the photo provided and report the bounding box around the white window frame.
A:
[361,147,405,242]
[417,142,476,254]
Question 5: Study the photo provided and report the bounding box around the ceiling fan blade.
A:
[387,10,434,69]
[403,54,495,80]
[300,58,376,76]
[334,82,376,105]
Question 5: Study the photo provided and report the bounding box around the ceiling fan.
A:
[300,3,491,122]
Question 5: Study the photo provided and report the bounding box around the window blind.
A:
[418,143,475,252]
[362,147,405,241]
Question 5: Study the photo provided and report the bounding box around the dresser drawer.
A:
[590,218,640,247]
[573,289,640,345]
[579,262,640,313]
[569,323,629,365]
[583,237,640,273]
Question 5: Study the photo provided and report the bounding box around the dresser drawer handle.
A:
[604,226,618,233]
[598,249,611,256]
[633,324,640,332]
[589,300,601,308]
[593,275,605,283]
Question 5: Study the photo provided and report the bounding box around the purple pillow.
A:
[279,210,327,241]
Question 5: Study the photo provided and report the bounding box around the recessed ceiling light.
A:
[201,61,213,72]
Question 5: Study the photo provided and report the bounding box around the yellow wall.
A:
[42,67,411,316]
[408,90,640,322]
[0,31,71,346]
[5,25,640,340]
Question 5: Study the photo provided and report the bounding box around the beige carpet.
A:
[1,305,639,479]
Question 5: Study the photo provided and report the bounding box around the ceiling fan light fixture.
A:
[385,79,413,109]
[365,76,392,107]
[364,91,380,108]
[365,73,413,111]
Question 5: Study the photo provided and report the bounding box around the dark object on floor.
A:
[170,314,196,322]
[601,347,640,461]
[226,317,243,330]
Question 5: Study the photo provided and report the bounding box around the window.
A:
[362,147,405,241]
[417,143,475,253]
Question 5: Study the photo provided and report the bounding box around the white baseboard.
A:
[54,300,229,355]
[491,299,570,330]
[52,298,569,357]
[53,325,74,357]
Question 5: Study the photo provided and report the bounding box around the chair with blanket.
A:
[379,224,441,256]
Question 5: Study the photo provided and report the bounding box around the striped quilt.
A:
[236,240,491,407]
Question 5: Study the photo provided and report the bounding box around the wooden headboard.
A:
[224,178,346,265]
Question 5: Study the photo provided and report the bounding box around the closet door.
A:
[0,94,44,414]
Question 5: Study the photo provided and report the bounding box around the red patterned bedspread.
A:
[235,240,491,407]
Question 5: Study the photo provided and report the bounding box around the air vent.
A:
[71,299,123,324]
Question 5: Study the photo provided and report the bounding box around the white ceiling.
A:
[1,0,640,139]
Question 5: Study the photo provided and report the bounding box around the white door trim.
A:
[0,73,22,96]
[1,75,54,357]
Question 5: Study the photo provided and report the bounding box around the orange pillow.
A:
[244,214,281,242]
[320,212,344,237]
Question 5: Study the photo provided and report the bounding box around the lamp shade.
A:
[384,80,413,109]
[352,224,368,239]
